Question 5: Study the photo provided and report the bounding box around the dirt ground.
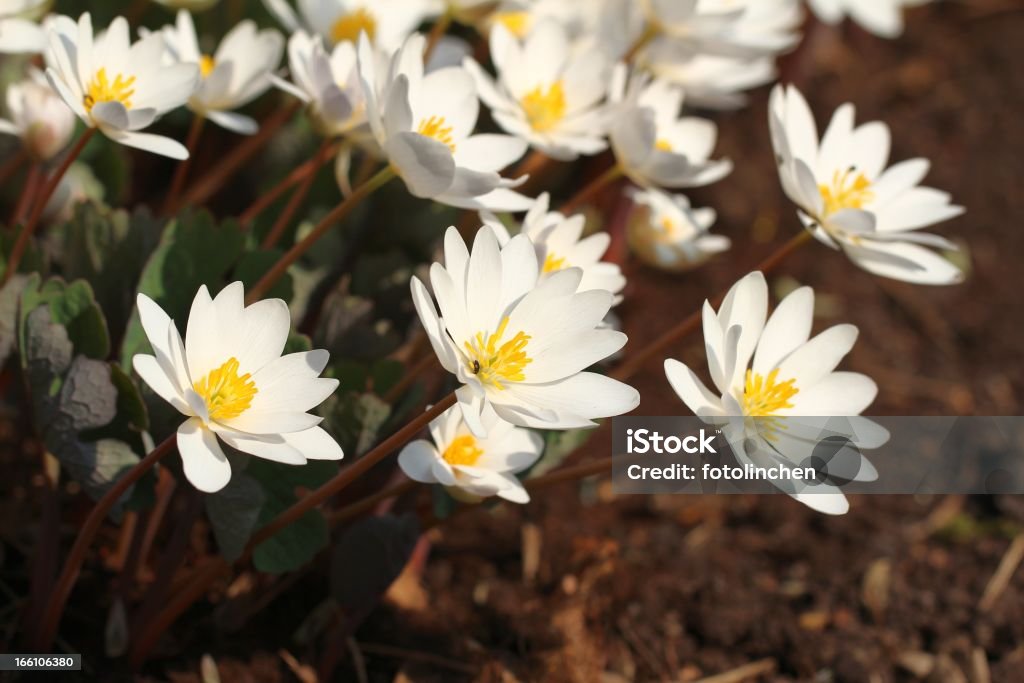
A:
[5,1,1024,681]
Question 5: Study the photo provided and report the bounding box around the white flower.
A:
[411,226,639,436]
[160,10,284,135]
[769,84,965,285]
[483,192,626,301]
[0,0,48,54]
[488,0,595,40]
[616,0,800,63]
[628,188,729,271]
[806,0,930,38]
[398,404,543,503]
[44,13,200,159]
[263,0,428,51]
[152,0,221,10]
[132,282,343,493]
[664,271,882,515]
[641,0,803,109]
[0,70,76,161]
[274,30,368,138]
[464,20,612,161]
[357,33,532,212]
[609,66,732,189]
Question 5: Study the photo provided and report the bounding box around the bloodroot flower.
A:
[398,404,544,503]
[806,0,930,39]
[0,70,76,161]
[133,282,342,492]
[769,84,965,285]
[411,226,639,437]
[44,13,200,159]
[664,271,882,515]
[0,0,48,54]
[160,10,284,134]
[628,188,730,272]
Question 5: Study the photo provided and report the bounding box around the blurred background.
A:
[1,0,1022,681]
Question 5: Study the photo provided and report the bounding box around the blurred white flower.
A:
[357,33,532,211]
[664,271,882,515]
[628,188,729,271]
[412,226,639,436]
[152,0,221,11]
[0,70,76,161]
[274,30,368,138]
[609,66,732,189]
[398,404,543,503]
[464,20,612,161]
[160,10,284,134]
[263,0,427,50]
[133,282,343,493]
[806,0,930,38]
[42,162,102,222]
[641,0,803,109]
[487,0,592,41]
[0,0,49,53]
[769,84,965,285]
[483,192,626,301]
[44,13,199,159]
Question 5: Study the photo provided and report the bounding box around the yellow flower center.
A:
[331,7,377,44]
[819,166,874,217]
[442,434,484,467]
[655,138,673,152]
[199,54,216,78]
[83,68,136,113]
[464,317,532,390]
[192,357,258,421]
[496,11,530,37]
[542,252,567,273]
[521,81,566,133]
[742,369,798,417]
[417,115,456,152]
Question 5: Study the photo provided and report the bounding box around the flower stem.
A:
[561,164,624,214]
[248,392,456,547]
[611,230,813,382]
[623,23,659,63]
[162,115,206,215]
[180,100,302,210]
[10,163,41,226]
[3,128,95,286]
[130,392,458,666]
[30,433,178,651]
[239,141,340,228]
[244,166,395,304]
[260,139,334,249]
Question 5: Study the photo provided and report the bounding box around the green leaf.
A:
[321,391,391,457]
[19,276,110,361]
[235,249,294,302]
[205,468,265,563]
[120,209,245,366]
[0,274,29,368]
[330,514,419,614]
[53,202,162,337]
[249,459,339,574]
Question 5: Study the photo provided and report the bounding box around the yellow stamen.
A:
[83,68,136,113]
[464,317,532,390]
[442,434,484,467]
[742,369,798,417]
[417,115,456,152]
[496,11,530,38]
[542,252,567,273]
[521,81,566,133]
[199,54,216,78]
[655,138,673,152]
[331,7,377,44]
[819,166,874,216]
[192,357,258,421]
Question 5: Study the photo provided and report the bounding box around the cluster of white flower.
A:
[0,0,965,513]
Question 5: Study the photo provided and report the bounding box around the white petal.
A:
[281,425,344,460]
[133,354,190,416]
[177,417,232,492]
[398,439,440,483]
